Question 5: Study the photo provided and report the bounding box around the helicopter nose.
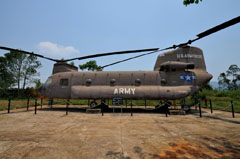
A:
[206,72,213,82]
[202,72,213,85]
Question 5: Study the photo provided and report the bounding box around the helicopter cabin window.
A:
[60,79,68,86]
[160,66,169,72]
[135,78,141,86]
[86,79,92,86]
[110,79,116,86]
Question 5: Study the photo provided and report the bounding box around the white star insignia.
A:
[186,75,191,81]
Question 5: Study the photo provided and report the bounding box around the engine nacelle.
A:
[52,62,78,74]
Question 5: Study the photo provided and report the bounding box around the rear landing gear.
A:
[90,101,97,108]
[180,98,191,112]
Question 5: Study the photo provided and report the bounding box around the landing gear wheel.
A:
[181,105,190,112]
[90,101,97,108]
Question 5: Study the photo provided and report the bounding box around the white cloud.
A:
[37,41,79,57]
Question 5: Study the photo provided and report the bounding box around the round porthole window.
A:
[135,78,141,86]
[110,78,116,86]
[86,79,92,86]
[161,79,166,84]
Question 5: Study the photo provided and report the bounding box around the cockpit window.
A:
[60,79,68,86]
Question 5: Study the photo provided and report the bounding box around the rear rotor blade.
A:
[101,48,170,69]
[197,16,240,39]
[173,16,240,48]
[101,16,240,68]
[101,51,159,69]
[1,17,239,65]
[0,46,59,62]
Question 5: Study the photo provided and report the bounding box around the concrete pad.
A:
[0,106,240,159]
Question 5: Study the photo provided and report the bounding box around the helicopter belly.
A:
[71,85,193,100]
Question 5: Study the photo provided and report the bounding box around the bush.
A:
[0,88,40,98]
[215,90,228,97]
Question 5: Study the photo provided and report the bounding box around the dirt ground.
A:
[0,106,240,159]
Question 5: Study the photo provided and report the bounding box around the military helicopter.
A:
[0,16,239,109]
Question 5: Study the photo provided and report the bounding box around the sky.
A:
[0,0,239,85]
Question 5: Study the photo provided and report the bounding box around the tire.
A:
[182,105,190,112]
[90,101,97,108]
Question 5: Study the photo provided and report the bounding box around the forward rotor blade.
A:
[197,16,240,39]
[63,48,159,62]
[0,46,59,62]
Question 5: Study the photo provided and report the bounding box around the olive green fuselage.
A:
[40,69,211,100]
[39,46,212,100]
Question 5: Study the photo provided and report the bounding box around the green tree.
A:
[183,0,202,6]
[0,56,15,96]
[22,55,41,89]
[4,51,27,96]
[79,60,102,71]
[3,51,42,96]
[237,74,240,81]
[69,61,75,66]
[218,64,240,90]
[218,72,230,90]
[33,79,42,90]
[226,64,240,90]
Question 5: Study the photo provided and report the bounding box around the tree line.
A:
[191,64,240,104]
[0,54,102,97]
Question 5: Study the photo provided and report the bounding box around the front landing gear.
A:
[89,99,108,109]
[181,105,191,112]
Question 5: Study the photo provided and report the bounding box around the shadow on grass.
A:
[203,115,240,125]
[191,109,240,125]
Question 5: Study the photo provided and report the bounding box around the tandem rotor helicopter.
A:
[1,16,239,109]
